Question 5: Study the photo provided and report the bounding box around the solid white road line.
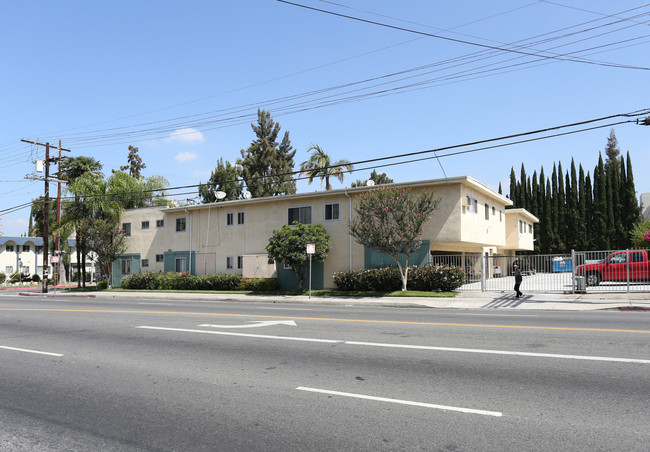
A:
[296,386,503,417]
[0,346,63,357]
[136,326,650,364]
[136,326,340,344]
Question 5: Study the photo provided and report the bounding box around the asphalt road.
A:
[1,294,649,451]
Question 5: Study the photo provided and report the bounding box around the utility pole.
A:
[22,139,70,293]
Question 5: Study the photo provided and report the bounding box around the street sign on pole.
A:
[306,244,315,298]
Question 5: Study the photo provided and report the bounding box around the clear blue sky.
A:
[2,0,649,236]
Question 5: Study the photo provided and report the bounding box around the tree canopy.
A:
[238,109,296,198]
[199,158,243,202]
[349,186,439,291]
[300,144,353,190]
[266,222,331,291]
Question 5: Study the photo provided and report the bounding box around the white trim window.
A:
[288,206,312,225]
[324,203,340,221]
[176,218,186,232]
[122,223,131,236]
[466,196,478,214]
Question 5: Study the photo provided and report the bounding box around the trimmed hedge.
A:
[121,272,243,291]
[120,272,280,292]
[333,265,465,292]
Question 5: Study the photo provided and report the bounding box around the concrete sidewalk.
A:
[47,290,650,311]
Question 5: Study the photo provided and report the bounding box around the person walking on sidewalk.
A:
[514,265,523,298]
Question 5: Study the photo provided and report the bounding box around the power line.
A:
[277,0,650,70]
[4,108,647,214]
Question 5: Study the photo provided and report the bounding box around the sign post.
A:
[306,244,315,299]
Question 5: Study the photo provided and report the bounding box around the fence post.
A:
[626,249,630,293]
[481,253,486,292]
[571,249,576,294]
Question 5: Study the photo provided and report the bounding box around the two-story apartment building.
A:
[112,176,538,289]
[0,236,96,283]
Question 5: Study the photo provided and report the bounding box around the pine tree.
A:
[239,109,296,198]
[604,129,621,176]
[199,158,243,203]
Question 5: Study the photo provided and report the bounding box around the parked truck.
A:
[576,250,650,286]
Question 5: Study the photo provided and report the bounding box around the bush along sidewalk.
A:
[119,272,279,292]
[333,265,465,292]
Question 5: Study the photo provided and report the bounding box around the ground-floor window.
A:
[175,257,187,273]
[121,259,131,275]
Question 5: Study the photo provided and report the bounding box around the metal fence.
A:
[431,249,650,293]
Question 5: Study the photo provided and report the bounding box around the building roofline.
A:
[505,208,540,223]
[162,175,512,213]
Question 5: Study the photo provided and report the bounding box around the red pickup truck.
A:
[576,250,650,286]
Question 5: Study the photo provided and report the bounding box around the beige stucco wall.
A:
[505,209,538,251]
[117,176,537,288]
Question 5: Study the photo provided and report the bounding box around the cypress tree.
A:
[565,159,580,251]
[509,167,517,204]
[593,154,609,249]
[578,164,587,250]
[539,168,549,253]
[531,171,540,252]
[585,172,595,250]
[519,164,527,209]
[624,152,641,239]
[557,162,566,249]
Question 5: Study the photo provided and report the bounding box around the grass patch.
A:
[65,287,457,298]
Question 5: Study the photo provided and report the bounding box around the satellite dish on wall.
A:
[243,191,252,199]
[366,180,375,186]
[215,191,226,200]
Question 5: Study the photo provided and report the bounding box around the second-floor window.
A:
[325,203,340,221]
[6,245,14,252]
[122,223,131,237]
[176,218,186,232]
[288,206,311,225]
[142,221,150,230]
[237,212,245,225]
[156,219,165,228]
[485,203,490,220]
[227,213,234,226]
[466,196,477,213]
[23,245,30,252]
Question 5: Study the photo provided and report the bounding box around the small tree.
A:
[266,223,331,291]
[83,218,128,286]
[349,186,439,291]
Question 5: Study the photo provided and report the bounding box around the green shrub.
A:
[31,274,41,282]
[120,272,243,291]
[97,280,108,290]
[333,265,464,292]
[0,272,5,284]
[407,265,465,291]
[242,278,280,292]
[8,272,22,284]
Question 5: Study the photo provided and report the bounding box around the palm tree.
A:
[60,156,103,286]
[300,144,354,190]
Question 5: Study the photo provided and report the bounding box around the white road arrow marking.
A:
[198,320,297,329]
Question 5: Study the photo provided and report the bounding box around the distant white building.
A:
[641,193,650,221]
[0,236,96,282]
